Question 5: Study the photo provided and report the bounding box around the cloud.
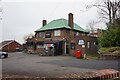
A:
[2,1,99,44]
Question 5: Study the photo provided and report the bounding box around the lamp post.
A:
[65,41,66,55]
[34,38,37,51]
[63,38,67,55]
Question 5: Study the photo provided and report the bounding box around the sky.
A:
[1,0,106,44]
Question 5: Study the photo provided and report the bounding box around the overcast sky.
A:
[1,0,106,44]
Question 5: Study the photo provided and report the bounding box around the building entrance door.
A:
[66,44,69,54]
[34,43,36,50]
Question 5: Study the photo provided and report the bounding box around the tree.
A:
[86,0,120,48]
[87,0,120,29]
[99,27,120,47]
[86,21,98,33]
[109,18,120,28]
[99,18,120,47]
[23,33,34,42]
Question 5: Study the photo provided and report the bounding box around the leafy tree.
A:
[99,27,120,47]
[99,17,120,48]
[108,18,120,28]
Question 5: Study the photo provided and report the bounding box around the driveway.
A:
[2,52,119,78]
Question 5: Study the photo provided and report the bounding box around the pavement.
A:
[1,52,119,78]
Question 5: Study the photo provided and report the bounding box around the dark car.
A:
[0,51,8,59]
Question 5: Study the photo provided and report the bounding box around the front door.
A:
[66,44,69,54]
[34,43,36,50]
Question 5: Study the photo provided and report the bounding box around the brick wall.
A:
[69,35,98,55]
[2,41,21,52]
[33,29,98,55]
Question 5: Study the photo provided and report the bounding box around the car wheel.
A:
[1,55,5,59]
[4,54,8,58]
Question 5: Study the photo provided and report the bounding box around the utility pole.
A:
[0,0,2,19]
[0,0,2,43]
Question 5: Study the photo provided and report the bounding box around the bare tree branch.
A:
[86,0,120,28]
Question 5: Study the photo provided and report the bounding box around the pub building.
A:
[26,13,98,56]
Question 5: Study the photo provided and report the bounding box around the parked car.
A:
[0,51,8,59]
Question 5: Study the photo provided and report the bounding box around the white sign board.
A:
[82,45,85,48]
[78,40,85,45]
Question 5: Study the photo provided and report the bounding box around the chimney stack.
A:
[68,13,74,29]
[42,20,47,26]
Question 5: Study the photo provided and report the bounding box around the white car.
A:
[0,51,8,59]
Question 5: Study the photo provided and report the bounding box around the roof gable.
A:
[0,40,21,49]
[35,18,88,32]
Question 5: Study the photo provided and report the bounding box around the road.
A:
[2,52,119,78]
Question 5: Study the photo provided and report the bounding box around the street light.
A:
[63,38,67,55]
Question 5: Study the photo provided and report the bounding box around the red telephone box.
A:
[76,49,81,58]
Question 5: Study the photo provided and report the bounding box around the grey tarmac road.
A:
[2,52,119,78]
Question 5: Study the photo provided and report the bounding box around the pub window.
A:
[54,30,61,36]
[81,33,85,36]
[87,42,90,48]
[45,32,51,38]
[37,45,43,48]
[76,32,79,36]
[39,32,44,38]
[96,42,98,45]
[28,46,33,48]
[94,41,98,45]
[71,43,75,50]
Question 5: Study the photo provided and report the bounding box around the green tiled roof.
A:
[35,18,88,32]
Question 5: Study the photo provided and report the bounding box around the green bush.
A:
[99,27,120,47]
[99,47,120,54]
[98,18,120,54]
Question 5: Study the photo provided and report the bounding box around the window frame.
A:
[39,32,45,38]
[54,30,61,36]
[87,42,90,48]
[45,31,51,38]
[71,43,75,50]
